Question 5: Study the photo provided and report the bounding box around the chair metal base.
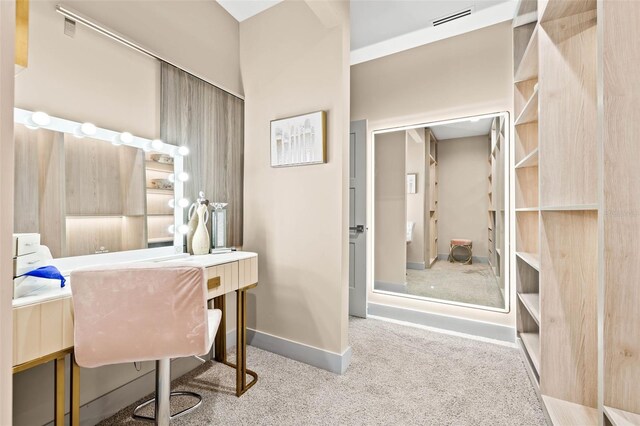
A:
[132,391,203,423]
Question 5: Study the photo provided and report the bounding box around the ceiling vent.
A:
[432,8,473,27]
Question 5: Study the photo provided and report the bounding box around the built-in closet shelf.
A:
[516,207,539,212]
[539,204,598,211]
[515,148,539,169]
[429,155,436,164]
[145,161,174,173]
[543,396,599,426]
[520,332,540,373]
[147,214,173,217]
[515,26,539,83]
[604,406,640,426]
[147,188,174,195]
[148,237,173,244]
[496,248,501,256]
[516,252,540,271]
[515,88,538,125]
[518,293,540,324]
[539,0,597,24]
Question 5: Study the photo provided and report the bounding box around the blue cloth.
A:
[22,266,66,288]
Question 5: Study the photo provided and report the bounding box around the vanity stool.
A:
[71,263,221,426]
[448,239,473,265]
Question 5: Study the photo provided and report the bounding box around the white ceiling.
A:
[215,0,515,63]
[429,117,493,141]
[216,0,283,22]
[351,0,507,50]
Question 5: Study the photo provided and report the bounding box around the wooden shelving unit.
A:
[145,154,175,247]
[601,0,640,422]
[425,129,438,268]
[487,117,505,284]
[513,1,610,424]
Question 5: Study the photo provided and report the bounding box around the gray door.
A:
[349,120,367,318]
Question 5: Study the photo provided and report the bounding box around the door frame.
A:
[368,111,512,314]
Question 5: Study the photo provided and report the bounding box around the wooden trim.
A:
[15,0,28,68]
[11,347,73,374]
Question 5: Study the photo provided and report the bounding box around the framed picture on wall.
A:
[270,111,327,167]
[407,173,417,194]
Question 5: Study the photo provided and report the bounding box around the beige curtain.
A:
[160,63,244,247]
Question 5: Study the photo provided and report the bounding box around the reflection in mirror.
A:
[374,113,508,311]
[13,109,186,258]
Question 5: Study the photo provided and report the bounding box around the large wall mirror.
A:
[373,112,509,312]
[13,108,186,258]
[12,1,189,259]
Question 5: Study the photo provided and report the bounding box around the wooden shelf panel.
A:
[604,406,640,426]
[539,204,598,211]
[147,188,174,195]
[515,26,539,82]
[515,122,538,165]
[516,211,539,254]
[516,251,540,271]
[515,166,539,209]
[515,148,539,169]
[538,10,597,207]
[515,88,538,125]
[539,0,596,23]
[145,161,174,173]
[518,293,540,325]
[542,396,598,426]
[540,210,598,406]
[520,332,540,373]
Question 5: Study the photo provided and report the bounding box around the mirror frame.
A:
[371,111,511,314]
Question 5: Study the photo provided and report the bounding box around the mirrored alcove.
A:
[373,113,508,311]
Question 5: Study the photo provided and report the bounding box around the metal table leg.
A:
[54,355,65,426]
[213,286,258,397]
[71,353,81,426]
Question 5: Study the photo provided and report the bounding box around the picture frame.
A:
[407,173,417,194]
[270,111,327,167]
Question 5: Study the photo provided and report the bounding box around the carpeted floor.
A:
[405,261,505,308]
[100,318,544,426]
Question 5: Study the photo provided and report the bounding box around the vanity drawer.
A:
[13,250,47,277]
[13,233,40,257]
[238,257,258,288]
[205,262,239,298]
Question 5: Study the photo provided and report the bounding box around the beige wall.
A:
[374,131,407,284]
[352,21,514,326]
[0,1,15,424]
[65,0,242,97]
[406,130,425,265]
[240,0,350,355]
[15,0,159,139]
[437,135,490,258]
[12,1,242,424]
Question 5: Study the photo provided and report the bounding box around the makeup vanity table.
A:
[11,248,259,426]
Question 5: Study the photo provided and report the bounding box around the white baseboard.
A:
[368,302,515,343]
[406,261,425,270]
[246,328,352,375]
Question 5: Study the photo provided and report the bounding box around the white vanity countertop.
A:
[12,249,258,308]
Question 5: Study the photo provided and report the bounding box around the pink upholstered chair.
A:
[71,263,221,425]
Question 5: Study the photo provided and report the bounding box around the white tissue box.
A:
[13,246,51,277]
[12,233,40,257]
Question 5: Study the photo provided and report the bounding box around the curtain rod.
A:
[55,4,245,101]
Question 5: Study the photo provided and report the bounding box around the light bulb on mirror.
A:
[168,199,175,209]
[151,139,164,150]
[168,224,175,235]
[177,146,189,156]
[80,122,97,136]
[178,198,190,208]
[177,172,189,182]
[31,111,51,127]
[168,174,175,183]
[177,224,189,235]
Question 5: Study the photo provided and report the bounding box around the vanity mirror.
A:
[13,108,188,258]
